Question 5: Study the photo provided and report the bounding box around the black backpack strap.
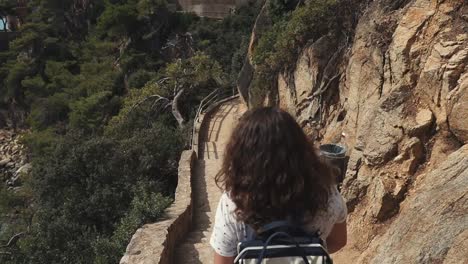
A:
[257,231,311,264]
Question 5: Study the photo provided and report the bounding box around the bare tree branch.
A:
[157,77,170,85]
[312,72,342,97]
[1,232,25,248]
[172,88,186,128]
[129,95,170,113]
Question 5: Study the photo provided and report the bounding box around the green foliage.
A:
[251,0,339,106]
[9,22,48,53]
[97,2,139,37]
[27,93,70,130]
[108,52,224,133]
[128,69,156,89]
[43,61,78,94]
[69,91,120,133]
[0,0,258,262]
[12,124,184,263]
[22,75,47,101]
[190,2,261,85]
[268,0,298,20]
[136,0,168,16]
[93,187,172,263]
[78,60,122,96]
[3,60,33,100]
[0,0,17,12]
[20,128,59,157]
[164,52,224,89]
[0,174,34,264]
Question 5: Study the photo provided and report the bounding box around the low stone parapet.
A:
[120,150,196,264]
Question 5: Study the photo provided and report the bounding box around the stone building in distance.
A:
[176,0,252,19]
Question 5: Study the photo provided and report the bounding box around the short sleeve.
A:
[210,193,239,257]
[334,186,348,223]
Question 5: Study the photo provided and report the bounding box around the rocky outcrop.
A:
[0,129,29,187]
[447,71,468,143]
[237,1,272,106]
[359,145,468,263]
[241,0,467,262]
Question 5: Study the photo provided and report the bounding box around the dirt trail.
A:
[174,99,244,263]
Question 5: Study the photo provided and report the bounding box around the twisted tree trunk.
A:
[172,88,186,128]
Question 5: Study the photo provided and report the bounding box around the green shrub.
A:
[127,69,156,89]
[190,2,261,85]
[69,91,121,133]
[15,125,183,263]
[97,3,139,38]
[21,128,60,157]
[93,186,172,263]
[27,93,70,130]
[251,0,339,106]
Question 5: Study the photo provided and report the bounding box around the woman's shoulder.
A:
[217,192,240,222]
[220,192,237,210]
[303,185,347,237]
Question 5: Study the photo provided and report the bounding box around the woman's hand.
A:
[214,252,235,264]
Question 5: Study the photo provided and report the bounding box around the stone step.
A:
[183,230,212,244]
[174,100,243,263]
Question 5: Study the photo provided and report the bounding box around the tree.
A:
[116,52,224,128]
[13,124,184,263]
[69,91,120,133]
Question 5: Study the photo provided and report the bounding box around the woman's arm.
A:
[214,252,235,264]
[326,221,347,254]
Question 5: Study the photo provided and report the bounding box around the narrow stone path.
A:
[174,99,244,264]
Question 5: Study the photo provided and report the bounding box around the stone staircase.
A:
[174,100,243,263]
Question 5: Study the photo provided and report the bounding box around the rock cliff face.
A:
[240,0,467,262]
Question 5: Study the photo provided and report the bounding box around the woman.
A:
[210,107,347,264]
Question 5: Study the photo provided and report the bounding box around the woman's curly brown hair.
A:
[215,107,335,229]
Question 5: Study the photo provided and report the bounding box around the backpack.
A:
[234,221,333,264]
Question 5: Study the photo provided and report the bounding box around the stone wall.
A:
[192,94,240,155]
[120,150,196,264]
[120,94,240,263]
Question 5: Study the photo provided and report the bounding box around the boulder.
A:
[407,108,434,137]
[0,158,11,167]
[15,163,32,176]
[394,137,424,174]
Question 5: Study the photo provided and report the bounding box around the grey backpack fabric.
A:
[234,221,333,264]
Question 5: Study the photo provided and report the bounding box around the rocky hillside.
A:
[239,0,467,262]
[0,129,29,188]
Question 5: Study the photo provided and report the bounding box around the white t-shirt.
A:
[209,185,347,257]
